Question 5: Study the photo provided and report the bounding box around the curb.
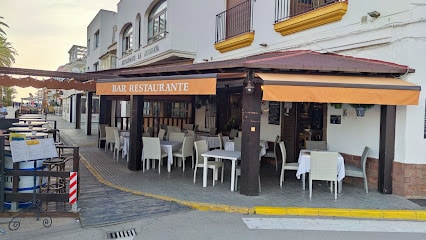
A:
[80,156,426,221]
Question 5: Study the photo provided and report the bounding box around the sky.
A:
[2,0,118,100]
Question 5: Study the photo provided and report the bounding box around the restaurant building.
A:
[85,0,425,198]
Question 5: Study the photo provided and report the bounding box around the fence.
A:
[0,136,80,213]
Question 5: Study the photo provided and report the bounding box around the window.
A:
[94,30,100,49]
[122,24,133,55]
[93,62,99,71]
[148,0,167,44]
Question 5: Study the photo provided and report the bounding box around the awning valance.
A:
[258,73,421,105]
[96,74,217,96]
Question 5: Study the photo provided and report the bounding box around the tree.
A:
[2,86,17,106]
[0,16,18,107]
[0,16,17,67]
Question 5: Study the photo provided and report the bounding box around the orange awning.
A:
[96,74,217,96]
[258,73,421,105]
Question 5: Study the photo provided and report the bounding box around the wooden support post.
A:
[86,91,93,135]
[128,95,144,171]
[75,94,81,129]
[240,71,262,196]
[379,105,396,193]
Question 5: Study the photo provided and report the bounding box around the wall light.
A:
[259,43,268,47]
[244,80,255,95]
[367,11,380,18]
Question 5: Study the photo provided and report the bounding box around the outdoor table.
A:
[201,149,241,192]
[8,127,48,132]
[12,121,48,127]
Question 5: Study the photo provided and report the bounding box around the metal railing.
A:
[1,140,80,214]
[215,0,253,43]
[275,0,342,23]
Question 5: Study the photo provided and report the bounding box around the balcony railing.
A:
[215,0,253,43]
[275,0,341,23]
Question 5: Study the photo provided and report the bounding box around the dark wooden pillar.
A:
[128,95,144,171]
[86,91,93,135]
[98,96,110,148]
[240,71,262,196]
[99,95,111,125]
[379,105,396,194]
[69,96,73,123]
[75,93,81,129]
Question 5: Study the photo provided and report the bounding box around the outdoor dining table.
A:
[196,134,229,149]
[122,136,182,172]
[296,149,345,193]
[19,118,45,123]
[12,121,48,127]
[201,149,241,192]
[8,127,48,132]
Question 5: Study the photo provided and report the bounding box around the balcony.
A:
[274,0,348,36]
[214,0,254,53]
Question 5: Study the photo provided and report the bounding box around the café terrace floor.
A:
[51,114,425,221]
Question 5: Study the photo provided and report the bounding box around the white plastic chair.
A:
[305,140,327,151]
[104,127,116,152]
[217,133,224,150]
[193,140,224,186]
[98,124,107,148]
[234,137,242,152]
[183,123,194,131]
[186,130,195,136]
[345,146,370,193]
[309,151,338,200]
[142,137,168,174]
[279,141,299,187]
[158,128,166,140]
[113,128,124,161]
[173,135,195,171]
[169,132,185,142]
[262,135,280,171]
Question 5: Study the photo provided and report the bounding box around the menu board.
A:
[10,138,58,162]
[268,101,280,125]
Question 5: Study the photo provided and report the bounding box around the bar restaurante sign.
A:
[96,77,217,96]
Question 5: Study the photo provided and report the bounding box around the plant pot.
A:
[355,107,366,117]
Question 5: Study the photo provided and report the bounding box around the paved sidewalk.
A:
[46,114,426,222]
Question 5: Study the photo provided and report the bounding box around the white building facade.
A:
[87,0,426,198]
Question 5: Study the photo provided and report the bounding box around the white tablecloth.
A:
[296,149,345,181]
[196,135,229,149]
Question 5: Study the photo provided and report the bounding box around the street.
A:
[1,211,426,240]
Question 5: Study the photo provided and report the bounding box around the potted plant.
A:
[349,104,374,117]
[330,103,342,109]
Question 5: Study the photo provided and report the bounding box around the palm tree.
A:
[2,86,17,106]
[0,16,17,67]
[0,16,18,107]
